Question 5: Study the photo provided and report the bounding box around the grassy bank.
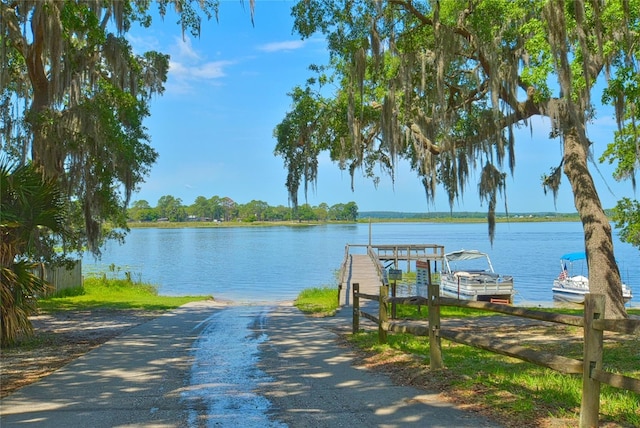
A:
[294,286,340,316]
[38,276,211,312]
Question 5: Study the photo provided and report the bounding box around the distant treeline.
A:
[127,196,359,223]
[359,211,584,220]
[128,194,592,224]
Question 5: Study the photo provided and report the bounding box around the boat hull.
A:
[552,278,633,304]
[437,250,515,304]
[439,275,514,304]
[551,287,591,304]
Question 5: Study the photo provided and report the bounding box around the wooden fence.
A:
[33,261,83,296]
[352,282,640,428]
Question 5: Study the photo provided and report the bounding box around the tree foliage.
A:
[0,0,227,257]
[609,198,640,248]
[127,195,358,223]
[277,0,639,318]
[157,195,186,222]
[0,1,258,343]
[600,37,640,250]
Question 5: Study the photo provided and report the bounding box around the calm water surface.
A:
[84,222,639,307]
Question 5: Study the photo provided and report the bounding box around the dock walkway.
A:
[339,254,382,306]
[338,244,445,307]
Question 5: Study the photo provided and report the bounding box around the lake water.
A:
[83,221,639,308]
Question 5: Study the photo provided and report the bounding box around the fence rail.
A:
[352,278,640,427]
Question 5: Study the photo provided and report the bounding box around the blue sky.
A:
[127,1,635,214]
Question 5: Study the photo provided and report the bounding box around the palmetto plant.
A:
[0,160,69,347]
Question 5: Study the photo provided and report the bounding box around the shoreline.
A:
[127,215,583,229]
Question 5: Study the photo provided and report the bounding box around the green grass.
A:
[394,303,506,319]
[38,276,211,312]
[294,286,340,316]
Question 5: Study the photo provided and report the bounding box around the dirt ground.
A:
[0,309,160,398]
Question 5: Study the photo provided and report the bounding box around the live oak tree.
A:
[278,0,638,318]
[0,0,230,257]
[0,0,239,345]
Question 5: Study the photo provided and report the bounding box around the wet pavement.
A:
[182,306,285,427]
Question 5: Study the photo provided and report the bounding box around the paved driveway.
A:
[0,301,502,427]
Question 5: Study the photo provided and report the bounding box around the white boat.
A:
[552,252,633,304]
[439,250,515,304]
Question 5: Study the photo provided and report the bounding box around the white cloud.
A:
[163,36,236,93]
[166,60,232,94]
[168,60,188,76]
[257,40,305,53]
[173,36,201,61]
[191,61,232,79]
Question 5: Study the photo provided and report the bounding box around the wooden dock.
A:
[339,254,381,306]
[338,244,445,306]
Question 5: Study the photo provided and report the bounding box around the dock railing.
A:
[340,243,445,282]
[351,279,640,427]
[369,243,445,273]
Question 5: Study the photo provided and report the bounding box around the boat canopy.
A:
[560,252,586,262]
[444,250,488,261]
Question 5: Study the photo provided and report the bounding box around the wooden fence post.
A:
[379,284,389,344]
[353,283,360,334]
[580,294,604,428]
[391,280,397,319]
[427,260,443,369]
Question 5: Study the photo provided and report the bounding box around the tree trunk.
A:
[563,128,627,319]
[24,3,64,180]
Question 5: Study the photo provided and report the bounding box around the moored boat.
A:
[552,252,633,304]
[439,249,515,304]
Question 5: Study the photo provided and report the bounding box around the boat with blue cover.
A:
[552,251,633,303]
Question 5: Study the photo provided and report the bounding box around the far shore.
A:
[128,214,582,229]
